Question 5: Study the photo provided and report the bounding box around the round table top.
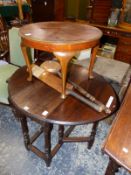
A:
[19,21,103,52]
[8,65,118,125]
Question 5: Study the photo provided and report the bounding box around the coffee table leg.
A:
[88,121,99,149]
[20,117,30,150]
[21,42,32,81]
[53,51,76,99]
[44,123,53,167]
[88,45,99,79]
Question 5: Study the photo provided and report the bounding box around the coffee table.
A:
[19,21,102,98]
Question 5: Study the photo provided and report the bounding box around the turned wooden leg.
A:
[44,123,53,167]
[21,42,32,81]
[53,51,76,99]
[105,158,120,175]
[8,103,30,149]
[58,125,64,144]
[20,117,30,150]
[88,121,99,149]
[88,45,99,79]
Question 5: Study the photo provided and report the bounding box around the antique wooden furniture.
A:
[19,21,102,98]
[31,0,64,22]
[92,24,131,64]
[8,65,118,166]
[88,0,112,25]
[103,82,131,174]
[87,0,131,64]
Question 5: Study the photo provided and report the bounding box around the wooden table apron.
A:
[19,21,103,98]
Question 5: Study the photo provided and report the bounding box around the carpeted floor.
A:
[0,104,130,175]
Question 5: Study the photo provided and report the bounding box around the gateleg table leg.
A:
[20,117,30,150]
[88,121,99,149]
[58,125,64,144]
[44,123,53,167]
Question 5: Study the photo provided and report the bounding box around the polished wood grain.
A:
[19,22,102,51]
[104,83,131,173]
[9,64,118,125]
[19,21,102,98]
[8,65,118,166]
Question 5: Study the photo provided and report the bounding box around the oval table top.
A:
[19,21,103,52]
[8,65,118,125]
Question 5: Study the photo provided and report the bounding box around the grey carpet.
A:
[0,104,130,175]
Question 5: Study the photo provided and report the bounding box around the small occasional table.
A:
[8,65,118,167]
[19,21,102,98]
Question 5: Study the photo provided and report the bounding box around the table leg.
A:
[21,42,32,81]
[58,125,64,144]
[88,45,99,79]
[20,117,30,150]
[53,51,76,99]
[105,158,120,175]
[44,123,53,167]
[88,121,99,149]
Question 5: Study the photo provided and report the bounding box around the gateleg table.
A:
[8,65,118,166]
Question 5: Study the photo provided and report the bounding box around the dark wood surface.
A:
[8,65,118,125]
[31,0,64,22]
[54,0,64,21]
[103,83,131,173]
[88,0,112,25]
[31,0,55,22]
